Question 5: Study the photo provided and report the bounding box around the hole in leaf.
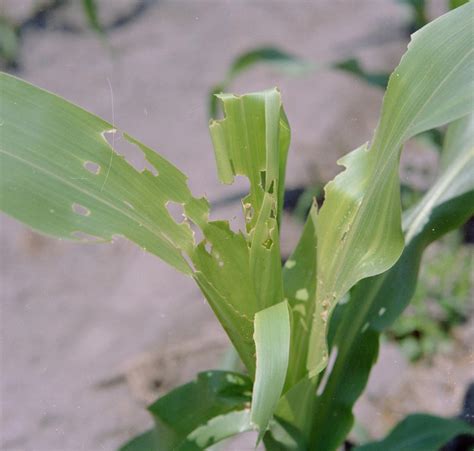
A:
[189,220,204,245]
[166,201,185,223]
[243,203,254,222]
[229,158,236,174]
[72,203,91,216]
[103,131,159,176]
[204,241,212,254]
[102,128,117,146]
[260,170,266,189]
[84,160,101,175]
[262,237,273,249]
[268,180,274,194]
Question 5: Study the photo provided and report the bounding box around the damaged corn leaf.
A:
[195,89,290,375]
[209,89,288,308]
[310,114,474,450]
[0,74,291,383]
[251,300,291,443]
[0,73,209,274]
[306,1,474,375]
[119,371,253,451]
[282,202,318,386]
[191,220,258,375]
[209,88,290,232]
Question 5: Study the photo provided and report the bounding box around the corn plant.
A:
[1,4,473,450]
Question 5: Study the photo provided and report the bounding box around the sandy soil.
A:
[1,1,469,450]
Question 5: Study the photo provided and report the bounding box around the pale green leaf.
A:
[310,113,474,450]
[185,409,252,450]
[306,1,474,375]
[0,74,291,381]
[251,301,290,442]
[282,202,318,386]
[197,89,290,374]
[353,414,473,451]
[209,88,290,232]
[0,73,209,274]
[191,221,258,375]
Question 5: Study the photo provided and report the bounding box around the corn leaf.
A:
[251,301,291,442]
[282,203,319,386]
[82,0,104,35]
[120,430,158,451]
[0,74,290,384]
[332,59,389,88]
[191,221,258,374]
[353,414,473,451]
[197,89,290,376]
[209,89,290,233]
[309,113,474,450]
[306,1,474,375]
[0,17,19,66]
[120,371,252,451]
[450,0,469,8]
[0,74,289,399]
[0,73,209,275]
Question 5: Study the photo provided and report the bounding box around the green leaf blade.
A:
[202,89,291,375]
[309,113,474,450]
[354,414,473,451]
[306,2,474,376]
[125,370,253,451]
[0,73,212,274]
[251,301,291,443]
